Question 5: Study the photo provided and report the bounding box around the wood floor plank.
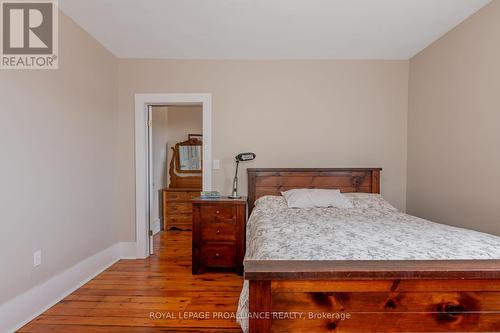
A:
[27,315,239,328]
[18,231,243,332]
[18,323,242,333]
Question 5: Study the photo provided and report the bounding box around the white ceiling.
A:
[59,0,491,59]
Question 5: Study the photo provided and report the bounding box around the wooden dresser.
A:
[192,197,247,275]
[162,188,200,231]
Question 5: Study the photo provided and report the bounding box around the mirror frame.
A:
[173,137,202,174]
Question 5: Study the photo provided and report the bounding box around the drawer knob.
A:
[215,252,220,257]
[216,229,221,234]
[216,210,220,214]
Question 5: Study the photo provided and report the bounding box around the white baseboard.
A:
[0,241,137,333]
[152,218,161,235]
[120,241,138,259]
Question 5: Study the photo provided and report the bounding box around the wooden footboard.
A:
[245,260,500,333]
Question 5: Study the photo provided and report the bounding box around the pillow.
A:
[281,189,353,209]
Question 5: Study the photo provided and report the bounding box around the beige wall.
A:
[408,1,500,235]
[118,60,409,241]
[0,12,119,304]
[151,106,202,225]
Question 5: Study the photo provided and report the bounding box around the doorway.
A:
[135,93,212,258]
[150,105,203,250]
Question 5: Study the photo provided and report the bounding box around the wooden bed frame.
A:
[245,168,500,333]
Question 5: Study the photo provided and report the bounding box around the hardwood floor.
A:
[18,231,244,332]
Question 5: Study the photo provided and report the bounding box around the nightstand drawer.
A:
[201,222,235,242]
[201,243,236,268]
[200,205,235,222]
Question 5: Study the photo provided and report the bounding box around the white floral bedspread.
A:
[236,193,500,332]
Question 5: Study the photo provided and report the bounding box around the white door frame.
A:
[134,93,213,258]
[147,105,154,255]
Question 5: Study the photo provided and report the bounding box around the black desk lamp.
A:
[228,152,256,199]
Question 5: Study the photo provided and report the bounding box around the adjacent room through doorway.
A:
[150,105,203,243]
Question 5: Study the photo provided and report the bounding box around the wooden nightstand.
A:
[191,197,247,275]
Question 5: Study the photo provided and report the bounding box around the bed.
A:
[238,168,500,333]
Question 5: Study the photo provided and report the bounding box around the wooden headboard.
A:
[247,168,381,213]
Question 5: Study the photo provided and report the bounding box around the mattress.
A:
[236,193,500,332]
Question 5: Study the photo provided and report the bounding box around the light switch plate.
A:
[33,250,42,267]
[213,159,220,170]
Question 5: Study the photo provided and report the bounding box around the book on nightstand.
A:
[199,190,221,199]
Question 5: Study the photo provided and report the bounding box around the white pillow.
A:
[281,189,353,209]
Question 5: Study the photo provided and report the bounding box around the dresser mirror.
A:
[169,135,202,189]
[175,135,202,173]
[178,145,202,172]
